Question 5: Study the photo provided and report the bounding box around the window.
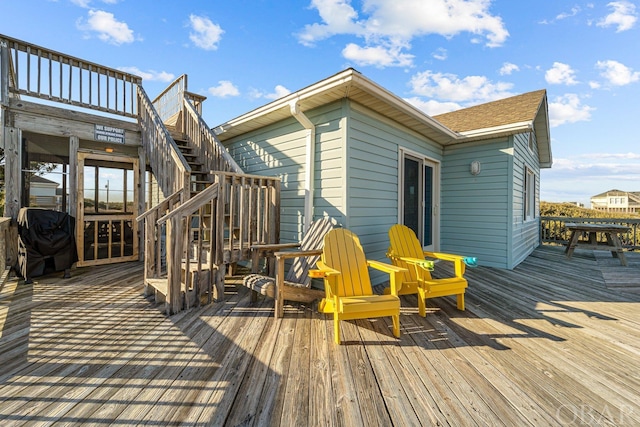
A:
[524,167,536,220]
[528,131,535,152]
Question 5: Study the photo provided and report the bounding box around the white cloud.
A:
[499,62,519,75]
[404,97,462,116]
[118,67,174,82]
[595,60,640,86]
[597,1,637,32]
[298,0,509,68]
[580,152,640,160]
[409,70,514,103]
[77,10,135,45]
[545,62,578,85]
[189,15,224,50]
[71,0,92,7]
[208,80,240,98]
[250,85,291,100]
[432,48,447,61]
[548,93,595,127]
[542,147,640,204]
[297,0,362,46]
[556,6,581,20]
[342,43,414,68]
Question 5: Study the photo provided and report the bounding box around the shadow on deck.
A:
[0,245,638,426]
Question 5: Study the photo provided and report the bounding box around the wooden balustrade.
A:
[151,74,187,123]
[139,172,280,314]
[136,190,183,292]
[182,99,243,174]
[541,216,640,250]
[138,87,191,200]
[1,34,140,117]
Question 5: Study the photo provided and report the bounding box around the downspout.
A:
[289,101,315,233]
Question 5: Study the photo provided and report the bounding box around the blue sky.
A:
[2,0,639,207]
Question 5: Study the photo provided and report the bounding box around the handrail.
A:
[138,86,191,200]
[185,91,206,115]
[139,171,281,314]
[182,98,243,174]
[1,33,141,117]
[136,189,183,223]
[157,183,219,224]
[152,74,187,123]
[540,216,640,250]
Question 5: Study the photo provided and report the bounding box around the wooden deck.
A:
[1,245,639,426]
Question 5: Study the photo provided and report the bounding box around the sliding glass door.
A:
[402,153,438,250]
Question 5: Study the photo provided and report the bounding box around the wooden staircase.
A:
[138,76,281,315]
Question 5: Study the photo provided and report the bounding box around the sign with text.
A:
[95,124,125,144]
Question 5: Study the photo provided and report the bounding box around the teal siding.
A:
[223,102,347,243]
[346,102,442,284]
[511,132,541,267]
[441,139,512,268]
[222,97,544,275]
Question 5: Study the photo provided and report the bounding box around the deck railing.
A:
[151,74,187,123]
[138,86,191,200]
[141,171,280,314]
[541,216,640,250]
[182,98,243,174]
[0,34,141,117]
[136,190,183,288]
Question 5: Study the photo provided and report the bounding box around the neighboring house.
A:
[591,190,640,213]
[215,68,551,280]
[29,175,60,210]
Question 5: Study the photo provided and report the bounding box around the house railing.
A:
[182,98,243,174]
[151,74,187,123]
[0,33,140,117]
[540,216,640,250]
[136,189,183,289]
[138,86,191,201]
[141,171,280,314]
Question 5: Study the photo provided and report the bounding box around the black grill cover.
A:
[17,208,78,280]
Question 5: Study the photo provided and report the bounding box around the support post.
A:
[4,127,21,220]
[68,136,79,220]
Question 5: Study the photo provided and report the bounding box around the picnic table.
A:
[564,222,630,266]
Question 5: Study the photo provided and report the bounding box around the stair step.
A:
[146,278,169,297]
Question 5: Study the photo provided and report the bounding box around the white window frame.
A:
[524,166,536,221]
[398,148,440,251]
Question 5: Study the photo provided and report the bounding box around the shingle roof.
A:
[30,175,58,185]
[433,89,547,133]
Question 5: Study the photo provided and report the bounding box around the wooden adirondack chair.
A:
[386,224,473,317]
[243,218,335,318]
[310,228,406,344]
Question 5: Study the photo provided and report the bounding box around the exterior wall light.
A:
[470,160,481,176]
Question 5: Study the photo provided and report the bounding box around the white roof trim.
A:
[457,121,533,139]
[216,68,461,143]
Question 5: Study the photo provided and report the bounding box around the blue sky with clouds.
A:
[2,0,639,207]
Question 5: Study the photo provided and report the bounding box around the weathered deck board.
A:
[0,245,639,426]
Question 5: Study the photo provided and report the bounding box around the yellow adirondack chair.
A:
[243,218,335,318]
[309,228,406,344]
[386,224,473,317]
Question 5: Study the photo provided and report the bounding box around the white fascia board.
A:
[350,73,461,141]
[218,70,355,130]
[457,121,533,139]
